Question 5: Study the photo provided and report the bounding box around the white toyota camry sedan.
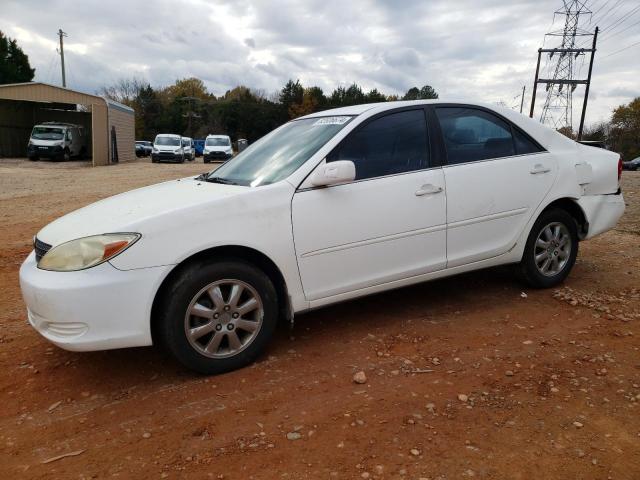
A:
[20,100,625,374]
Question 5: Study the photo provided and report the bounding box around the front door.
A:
[292,108,447,301]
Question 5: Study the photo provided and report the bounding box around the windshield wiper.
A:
[204,176,238,185]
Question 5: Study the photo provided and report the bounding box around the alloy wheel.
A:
[184,279,264,358]
[534,222,572,277]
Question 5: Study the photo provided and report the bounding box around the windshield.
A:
[206,116,352,187]
[32,127,64,140]
[206,137,230,147]
[155,136,180,146]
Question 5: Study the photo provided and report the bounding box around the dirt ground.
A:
[1,158,639,479]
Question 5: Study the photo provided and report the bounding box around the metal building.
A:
[0,82,135,166]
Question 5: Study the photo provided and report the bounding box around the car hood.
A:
[37,177,248,247]
[206,146,231,151]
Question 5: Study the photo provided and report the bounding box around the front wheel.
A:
[520,208,578,288]
[156,259,279,374]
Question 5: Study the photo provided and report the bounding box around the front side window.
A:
[206,117,352,187]
[436,107,515,164]
[327,109,429,180]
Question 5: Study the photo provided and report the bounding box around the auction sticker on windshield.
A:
[312,116,351,126]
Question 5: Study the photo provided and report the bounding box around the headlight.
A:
[55,141,64,147]
[152,147,158,153]
[38,233,140,272]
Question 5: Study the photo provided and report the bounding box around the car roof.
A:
[156,133,180,137]
[206,134,230,138]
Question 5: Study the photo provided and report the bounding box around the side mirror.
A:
[310,160,356,187]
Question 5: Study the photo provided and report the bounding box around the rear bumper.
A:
[19,251,172,351]
[577,191,625,239]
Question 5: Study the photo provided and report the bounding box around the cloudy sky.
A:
[3,0,639,126]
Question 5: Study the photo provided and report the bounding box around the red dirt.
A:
[1,159,639,479]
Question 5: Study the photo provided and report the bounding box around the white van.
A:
[151,134,185,163]
[203,134,233,163]
[181,137,195,161]
[27,122,87,161]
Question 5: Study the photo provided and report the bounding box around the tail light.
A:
[618,156,623,183]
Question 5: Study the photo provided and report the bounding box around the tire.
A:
[156,259,279,374]
[62,148,71,162]
[204,159,209,164]
[28,156,38,161]
[520,208,578,288]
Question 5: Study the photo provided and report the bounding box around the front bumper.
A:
[203,151,232,162]
[28,144,63,158]
[152,152,184,163]
[577,191,625,239]
[19,251,172,351]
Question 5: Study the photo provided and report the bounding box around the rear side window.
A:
[327,109,429,180]
[513,128,544,155]
[436,107,515,164]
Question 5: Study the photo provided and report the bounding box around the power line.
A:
[593,0,625,27]
[607,16,640,40]
[599,10,640,41]
[589,0,613,21]
[599,3,640,32]
[601,38,640,57]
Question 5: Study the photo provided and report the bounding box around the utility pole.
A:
[520,85,526,114]
[57,28,67,88]
[529,49,542,118]
[180,96,201,138]
[578,26,598,140]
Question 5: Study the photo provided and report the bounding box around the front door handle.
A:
[415,184,443,196]
[530,164,551,174]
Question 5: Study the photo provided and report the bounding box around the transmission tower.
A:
[532,1,594,134]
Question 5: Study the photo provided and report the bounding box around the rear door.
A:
[291,108,447,301]
[433,105,557,268]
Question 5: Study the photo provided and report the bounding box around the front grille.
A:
[34,238,52,262]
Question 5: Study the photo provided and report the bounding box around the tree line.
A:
[99,77,439,142]
[580,97,640,161]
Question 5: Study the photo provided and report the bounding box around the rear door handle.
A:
[530,164,551,174]
[415,184,443,196]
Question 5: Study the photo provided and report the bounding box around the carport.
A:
[0,82,134,166]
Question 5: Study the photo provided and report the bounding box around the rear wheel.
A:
[520,208,578,288]
[156,259,279,374]
[62,148,71,162]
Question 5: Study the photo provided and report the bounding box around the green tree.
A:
[365,88,387,103]
[419,85,439,99]
[609,97,640,160]
[0,31,35,84]
[279,79,304,118]
[403,85,439,100]
[330,83,366,107]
